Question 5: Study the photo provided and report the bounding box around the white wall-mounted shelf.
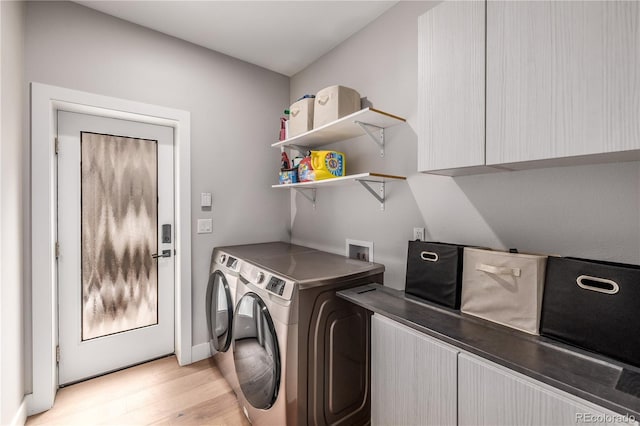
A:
[272,107,406,157]
[272,172,406,210]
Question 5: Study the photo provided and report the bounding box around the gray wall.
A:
[290,1,640,288]
[24,0,290,391]
[1,1,26,423]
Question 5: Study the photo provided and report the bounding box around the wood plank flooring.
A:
[26,356,250,426]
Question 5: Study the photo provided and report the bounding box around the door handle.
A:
[151,249,172,259]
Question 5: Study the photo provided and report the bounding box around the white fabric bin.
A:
[288,98,314,137]
[461,248,547,335]
[313,85,361,128]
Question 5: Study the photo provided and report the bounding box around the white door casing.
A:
[57,111,175,385]
[30,83,191,415]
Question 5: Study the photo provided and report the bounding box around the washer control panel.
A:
[240,262,294,301]
[266,276,287,297]
[218,252,240,272]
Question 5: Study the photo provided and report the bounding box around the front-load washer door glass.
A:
[205,271,233,352]
[233,292,281,410]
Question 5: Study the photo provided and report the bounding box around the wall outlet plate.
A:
[413,227,425,241]
[346,239,374,262]
[197,218,212,234]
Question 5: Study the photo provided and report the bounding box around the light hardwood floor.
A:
[26,356,250,426]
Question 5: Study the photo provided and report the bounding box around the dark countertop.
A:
[337,283,640,419]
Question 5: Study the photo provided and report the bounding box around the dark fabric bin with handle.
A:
[405,241,465,309]
[540,256,640,368]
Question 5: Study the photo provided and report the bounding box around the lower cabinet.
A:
[458,354,634,426]
[371,314,458,426]
[371,314,637,426]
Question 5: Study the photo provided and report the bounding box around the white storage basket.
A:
[461,248,547,335]
[313,85,361,128]
[288,98,314,137]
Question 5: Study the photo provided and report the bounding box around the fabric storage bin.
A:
[461,248,547,335]
[313,85,361,128]
[540,256,640,368]
[288,97,314,137]
[405,241,465,309]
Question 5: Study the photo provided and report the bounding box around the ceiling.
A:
[75,1,398,76]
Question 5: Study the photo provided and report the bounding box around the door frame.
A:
[29,82,192,415]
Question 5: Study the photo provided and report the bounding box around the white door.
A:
[57,111,175,385]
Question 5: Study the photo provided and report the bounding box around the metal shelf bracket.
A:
[294,188,317,209]
[357,179,386,211]
[354,121,385,157]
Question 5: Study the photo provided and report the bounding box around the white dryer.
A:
[206,249,241,395]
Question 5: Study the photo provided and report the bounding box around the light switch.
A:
[201,192,212,208]
[197,218,212,234]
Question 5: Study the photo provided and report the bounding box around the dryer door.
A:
[233,292,281,409]
[206,270,234,352]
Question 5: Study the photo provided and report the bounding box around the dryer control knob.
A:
[220,254,227,264]
[256,272,265,284]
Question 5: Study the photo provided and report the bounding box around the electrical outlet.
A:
[413,227,425,241]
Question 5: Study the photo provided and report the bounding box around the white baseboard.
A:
[10,396,28,426]
[191,342,212,363]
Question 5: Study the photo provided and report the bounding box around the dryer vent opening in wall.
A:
[346,239,374,262]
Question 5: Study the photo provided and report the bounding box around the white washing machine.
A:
[206,249,241,395]
[232,250,384,426]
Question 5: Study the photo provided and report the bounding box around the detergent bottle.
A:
[310,151,345,180]
[297,156,315,182]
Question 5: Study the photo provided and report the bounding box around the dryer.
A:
[206,249,241,395]
[232,250,384,426]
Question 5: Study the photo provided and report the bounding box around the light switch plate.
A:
[200,192,212,208]
[197,218,212,234]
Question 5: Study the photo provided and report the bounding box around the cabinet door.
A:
[458,354,634,426]
[371,314,458,426]
[418,1,485,173]
[486,1,640,165]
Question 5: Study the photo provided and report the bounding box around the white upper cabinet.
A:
[418,1,487,174]
[419,1,640,175]
[486,1,640,166]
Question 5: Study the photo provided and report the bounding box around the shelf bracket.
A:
[354,121,385,157]
[294,188,316,209]
[357,179,385,211]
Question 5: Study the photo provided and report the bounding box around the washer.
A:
[232,250,384,426]
[206,249,241,395]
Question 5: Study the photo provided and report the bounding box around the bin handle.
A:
[420,251,439,262]
[576,275,619,295]
[476,263,521,277]
[317,95,330,105]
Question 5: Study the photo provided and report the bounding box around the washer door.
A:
[233,292,281,409]
[205,270,233,352]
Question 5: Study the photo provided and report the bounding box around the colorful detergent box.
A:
[279,168,298,184]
